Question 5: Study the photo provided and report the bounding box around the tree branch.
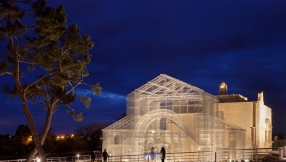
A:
[0,72,13,76]
[43,84,51,108]
[23,70,59,93]
[14,35,20,57]
[65,80,83,95]
[19,61,36,65]
[67,82,76,94]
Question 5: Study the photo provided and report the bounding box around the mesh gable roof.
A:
[128,74,214,98]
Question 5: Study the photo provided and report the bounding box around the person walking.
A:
[102,149,109,162]
[160,147,166,162]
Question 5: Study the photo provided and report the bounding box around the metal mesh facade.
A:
[102,74,246,157]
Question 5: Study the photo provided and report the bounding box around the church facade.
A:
[102,74,272,157]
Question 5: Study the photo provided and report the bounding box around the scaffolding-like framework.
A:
[102,74,246,157]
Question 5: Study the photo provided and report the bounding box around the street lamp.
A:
[77,154,79,161]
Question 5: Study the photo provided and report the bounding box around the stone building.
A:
[217,82,272,149]
[102,74,272,157]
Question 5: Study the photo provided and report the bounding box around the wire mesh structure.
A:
[102,74,246,158]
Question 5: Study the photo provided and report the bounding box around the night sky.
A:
[1,0,286,135]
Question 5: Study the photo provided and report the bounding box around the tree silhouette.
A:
[0,0,101,161]
[15,125,32,145]
[76,122,104,151]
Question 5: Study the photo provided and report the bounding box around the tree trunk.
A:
[19,94,46,161]
[25,107,54,162]
[26,149,37,162]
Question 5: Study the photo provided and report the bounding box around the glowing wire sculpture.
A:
[102,74,245,157]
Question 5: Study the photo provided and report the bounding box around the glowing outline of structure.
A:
[102,74,246,157]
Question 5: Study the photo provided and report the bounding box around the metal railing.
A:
[0,155,92,162]
[107,148,280,162]
[0,147,283,162]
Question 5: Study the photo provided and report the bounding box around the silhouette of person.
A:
[102,149,109,162]
[160,147,166,162]
[90,151,95,162]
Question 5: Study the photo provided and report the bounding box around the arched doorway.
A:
[133,109,193,154]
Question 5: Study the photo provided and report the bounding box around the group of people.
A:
[90,147,166,162]
[90,149,109,162]
[150,146,166,162]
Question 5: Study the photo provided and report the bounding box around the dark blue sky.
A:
[1,0,286,135]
